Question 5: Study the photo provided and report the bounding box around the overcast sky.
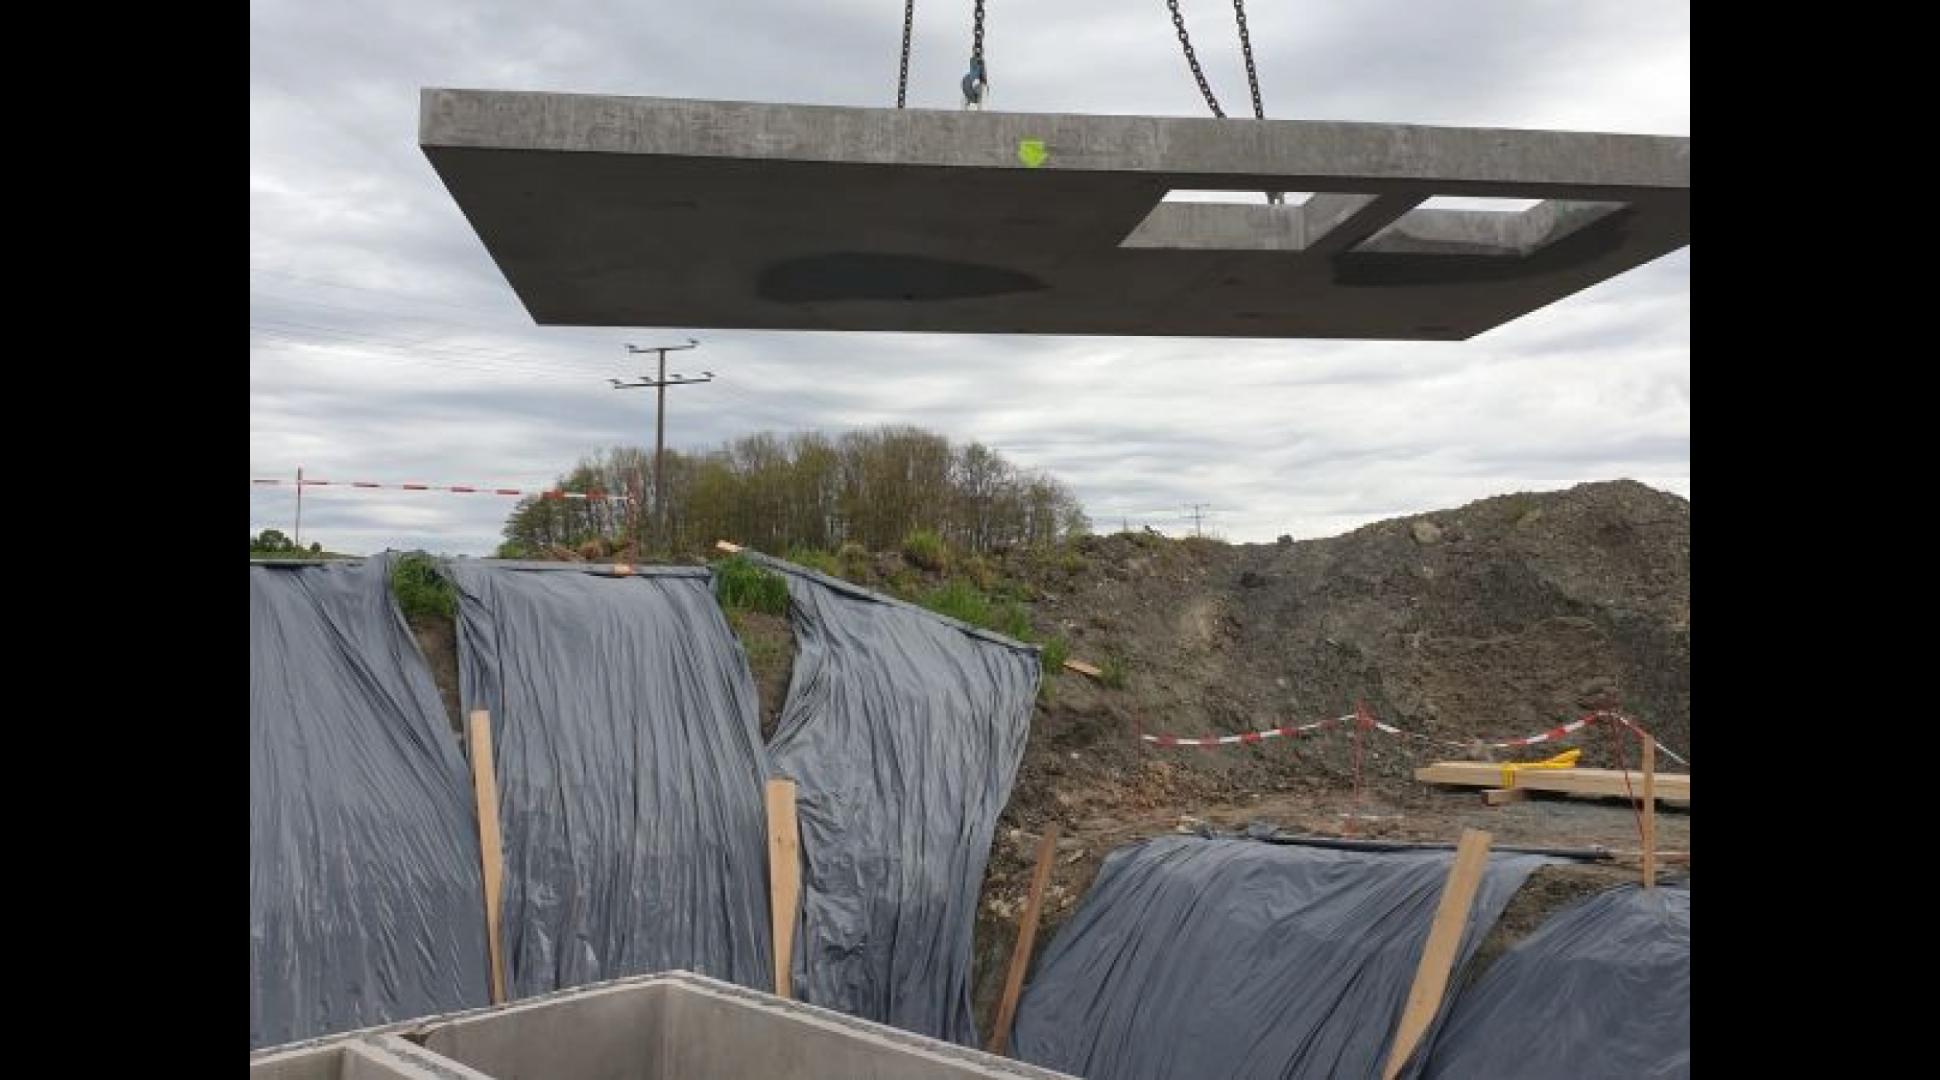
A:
[250,0,1689,556]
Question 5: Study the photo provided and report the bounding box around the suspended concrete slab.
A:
[419,90,1689,340]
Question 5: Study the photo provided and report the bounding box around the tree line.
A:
[499,426,1089,557]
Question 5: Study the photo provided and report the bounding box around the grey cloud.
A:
[251,0,1688,555]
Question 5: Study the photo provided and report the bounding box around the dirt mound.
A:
[1009,479,1688,782]
[965,479,1689,1031]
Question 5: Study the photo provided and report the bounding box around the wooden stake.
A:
[766,778,801,999]
[467,710,507,1004]
[1641,737,1657,890]
[988,824,1062,1056]
[1383,828,1493,1080]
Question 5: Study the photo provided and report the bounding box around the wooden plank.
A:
[1415,762,1689,802]
[988,825,1062,1056]
[1611,850,1690,865]
[1641,738,1657,889]
[766,778,801,1000]
[1482,787,1528,806]
[1062,658,1103,678]
[1383,828,1493,1080]
[466,710,507,1005]
[715,539,744,554]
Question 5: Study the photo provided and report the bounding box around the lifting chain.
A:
[1166,0,1226,118]
[962,0,988,108]
[1166,0,1280,204]
[1232,0,1266,122]
[897,0,916,109]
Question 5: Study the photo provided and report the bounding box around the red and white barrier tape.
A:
[1139,713,1355,748]
[1141,707,1689,767]
[250,478,629,501]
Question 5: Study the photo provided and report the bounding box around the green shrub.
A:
[920,579,992,627]
[994,601,1033,641]
[838,541,872,578]
[391,553,455,620]
[963,554,997,590]
[714,555,790,616]
[1100,654,1129,690]
[902,528,950,572]
[787,547,842,576]
[1040,635,1070,672]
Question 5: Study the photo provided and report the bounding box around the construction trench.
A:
[254,75,1689,1079]
[251,544,1688,1078]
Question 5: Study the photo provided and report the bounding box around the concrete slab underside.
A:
[420,90,1689,340]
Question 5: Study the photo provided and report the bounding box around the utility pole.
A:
[1184,503,1215,538]
[612,340,711,556]
[294,465,304,549]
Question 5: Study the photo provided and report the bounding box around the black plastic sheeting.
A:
[755,554,1041,1046]
[1419,884,1690,1079]
[249,558,489,1048]
[446,561,772,998]
[1011,834,1550,1080]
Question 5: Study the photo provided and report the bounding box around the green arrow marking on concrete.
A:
[1018,139,1048,168]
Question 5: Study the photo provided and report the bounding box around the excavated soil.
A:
[406,478,1691,1036]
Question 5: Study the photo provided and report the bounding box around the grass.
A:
[1099,654,1129,690]
[1040,635,1070,672]
[391,552,456,620]
[962,554,997,590]
[713,554,790,616]
[920,579,992,627]
[902,528,950,572]
[993,601,1033,641]
[786,547,843,577]
[838,541,872,580]
[740,627,785,671]
[918,578,1042,652]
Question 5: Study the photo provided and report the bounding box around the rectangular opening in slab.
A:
[1353,199,1630,257]
[1416,196,1544,212]
[1163,190,1314,206]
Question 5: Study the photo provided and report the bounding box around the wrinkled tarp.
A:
[1011,835,1549,1080]
[1419,884,1690,1079]
[446,561,772,998]
[249,557,489,1048]
[757,554,1040,1046]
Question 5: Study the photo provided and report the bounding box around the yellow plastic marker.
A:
[1018,139,1048,168]
[1499,748,1581,788]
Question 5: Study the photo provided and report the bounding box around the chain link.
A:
[1231,0,1280,203]
[961,0,988,108]
[1166,0,1226,118]
[897,0,915,109]
[1232,0,1265,121]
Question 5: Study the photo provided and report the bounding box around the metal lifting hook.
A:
[961,55,988,110]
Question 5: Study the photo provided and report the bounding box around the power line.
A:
[248,268,516,315]
[248,322,632,379]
